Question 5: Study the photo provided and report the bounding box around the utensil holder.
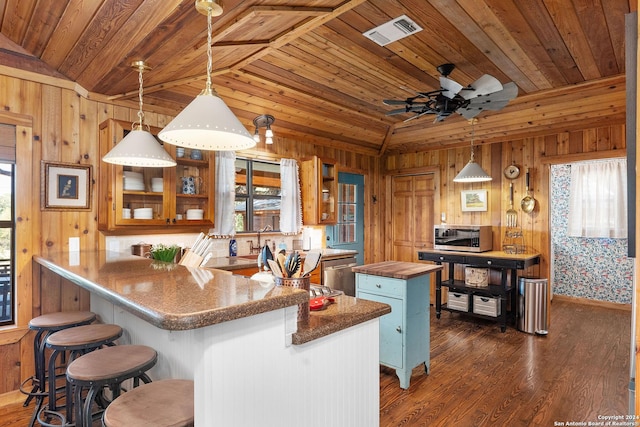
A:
[178,249,204,267]
[274,276,310,322]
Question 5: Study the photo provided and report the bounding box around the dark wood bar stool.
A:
[38,323,123,426]
[66,344,158,427]
[103,379,194,427]
[20,311,96,427]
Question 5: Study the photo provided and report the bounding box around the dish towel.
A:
[280,158,303,235]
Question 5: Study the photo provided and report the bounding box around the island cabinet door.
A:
[357,290,404,369]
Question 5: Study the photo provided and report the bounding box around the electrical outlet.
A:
[69,237,80,252]
[441,212,446,223]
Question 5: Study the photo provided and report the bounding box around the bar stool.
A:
[65,344,158,427]
[103,379,194,427]
[38,323,123,426]
[20,311,96,427]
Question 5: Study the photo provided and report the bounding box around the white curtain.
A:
[279,158,302,235]
[212,151,236,237]
[567,158,627,238]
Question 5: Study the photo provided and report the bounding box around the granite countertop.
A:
[202,248,358,272]
[352,261,443,280]
[34,250,388,345]
[292,295,390,345]
[33,251,308,331]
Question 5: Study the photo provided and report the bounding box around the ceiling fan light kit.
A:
[102,61,176,167]
[158,0,255,152]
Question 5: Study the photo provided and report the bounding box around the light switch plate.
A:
[69,237,80,252]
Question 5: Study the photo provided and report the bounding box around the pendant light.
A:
[102,61,176,167]
[453,119,492,183]
[158,0,255,151]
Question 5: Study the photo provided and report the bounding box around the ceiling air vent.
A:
[363,15,423,46]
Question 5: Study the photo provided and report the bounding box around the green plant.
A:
[150,243,180,262]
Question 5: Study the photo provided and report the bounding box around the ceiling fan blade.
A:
[457,107,483,120]
[439,76,463,99]
[461,74,503,99]
[383,99,410,105]
[486,82,518,102]
[386,106,426,115]
[403,109,435,122]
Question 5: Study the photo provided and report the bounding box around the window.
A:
[336,182,357,244]
[0,122,16,325]
[234,158,281,232]
[567,158,627,238]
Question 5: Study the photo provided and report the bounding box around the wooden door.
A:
[391,174,435,262]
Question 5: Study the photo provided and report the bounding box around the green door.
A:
[326,172,364,265]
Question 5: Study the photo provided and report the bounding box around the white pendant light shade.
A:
[453,160,493,182]
[158,93,255,151]
[103,127,176,167]
[102,60,176,167]
[453,118,491,183]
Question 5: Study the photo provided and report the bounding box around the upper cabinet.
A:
[300,156,337,225]
[98,119,215,234]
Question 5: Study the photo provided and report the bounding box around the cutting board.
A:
[351,261,442,280]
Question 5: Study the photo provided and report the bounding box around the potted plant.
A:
[149,243,180,263]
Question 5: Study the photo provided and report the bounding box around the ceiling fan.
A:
[383,63,518,123]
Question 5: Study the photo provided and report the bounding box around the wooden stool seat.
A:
[103,379,194,427]
[21,311,96,427]
[38,324,123,424]
[66,345,158,427]
[29,311,96,330]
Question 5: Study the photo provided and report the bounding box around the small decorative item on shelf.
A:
[150,243,180,262]
[502,229,525,254]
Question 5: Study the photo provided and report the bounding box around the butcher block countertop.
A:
[352,261,443,279]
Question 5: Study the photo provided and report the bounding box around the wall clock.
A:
[503,164,520,179]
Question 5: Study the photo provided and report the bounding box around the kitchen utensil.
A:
[302,251,322,277]
[521,169,536,213]
[506,182,517,228]
[259,245,274,271]
[284,251,301,278]
[277,252,286,276]
[267,259,283,278]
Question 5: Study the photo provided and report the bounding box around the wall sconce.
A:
[253,114,275,145]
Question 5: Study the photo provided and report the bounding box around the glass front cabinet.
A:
[98,119,214,233]
[300,156,338,225]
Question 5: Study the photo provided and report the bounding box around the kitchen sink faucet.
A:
[249,225,273,254]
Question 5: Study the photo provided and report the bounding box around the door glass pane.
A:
[336,183,356,244]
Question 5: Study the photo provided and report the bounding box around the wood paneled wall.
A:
[383,123,627,284]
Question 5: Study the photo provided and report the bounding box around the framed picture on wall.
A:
[461,189,488,212]
[41,161,92,211]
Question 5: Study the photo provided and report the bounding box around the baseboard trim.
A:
[552,294,632,311]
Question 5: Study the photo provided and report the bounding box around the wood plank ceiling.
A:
[0,0,635,156]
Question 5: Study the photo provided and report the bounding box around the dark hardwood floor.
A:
[0,298,631,426]
[380,298,631,426]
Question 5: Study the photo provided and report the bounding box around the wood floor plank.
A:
[0,299,630,426]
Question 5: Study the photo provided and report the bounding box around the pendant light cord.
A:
[469,120,476,162]
[136,65,145,129]
[205,7,213,95]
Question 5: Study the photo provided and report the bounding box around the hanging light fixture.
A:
[158,0,255,151]
[453,119,492,183]
[252,114,275,145]
[102,61,176,167]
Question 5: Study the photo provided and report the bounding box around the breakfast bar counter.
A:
[33,251,388,427]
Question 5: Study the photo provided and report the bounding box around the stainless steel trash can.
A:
[517,278,549,335]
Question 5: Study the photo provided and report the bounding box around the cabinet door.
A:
[357,291,404,369]
[174,151,215,226]
[300,156,337,225]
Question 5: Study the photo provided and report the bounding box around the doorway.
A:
[326,172,364,265]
